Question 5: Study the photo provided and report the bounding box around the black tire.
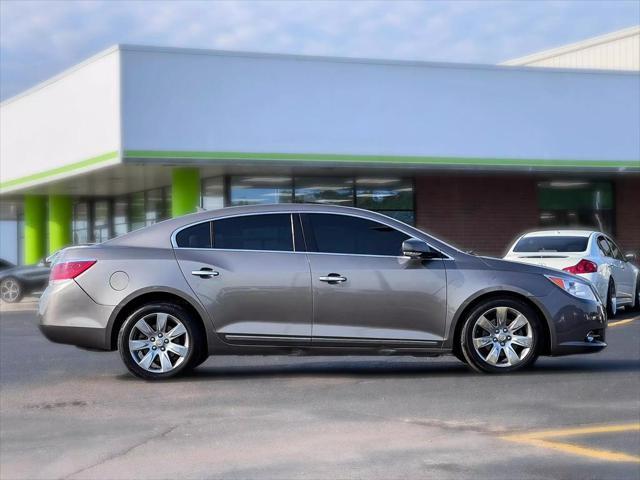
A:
[118,302,205,380]
[460,298,541,374]
[192,348,210,369]
[452,349,467,364]
[0,277,24,303]
[606,280,616,319]
[631,278,640,312]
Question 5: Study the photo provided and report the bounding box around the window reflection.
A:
[294,177,354,205]
[538,181,613,233]
[93,201,110,243]
[230,176,292,205]
[113,197,129,237]
[356,178,413,211]
[73,202,89,244]
[130,192,145,231]
[202,177,224,210]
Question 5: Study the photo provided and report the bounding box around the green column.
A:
[48,195,72,254]
[172,168,200,217]
[24,195,46,265]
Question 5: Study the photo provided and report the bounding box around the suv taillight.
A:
[50,260,96,281]
[562,259,597,275]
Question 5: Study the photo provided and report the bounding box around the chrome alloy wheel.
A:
[471,306,533,368]
[128,312,190,373]
[0,279,20,303]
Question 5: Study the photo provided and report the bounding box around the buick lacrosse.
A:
[39,204,607,379]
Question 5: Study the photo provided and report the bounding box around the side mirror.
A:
[624,252,637,262]
[402,238,440,259]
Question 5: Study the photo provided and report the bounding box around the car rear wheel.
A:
[0,277,23,303]
[460,299,540,373]
[118,303,204,380]
[606,280,617,319]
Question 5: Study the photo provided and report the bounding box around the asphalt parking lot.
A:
[1,307,638,480]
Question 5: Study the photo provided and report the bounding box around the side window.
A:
[303,213,409,256]
[213,214,293,252]
[597,236,611,257]
[175,222,211,248]
[606,238,624,261]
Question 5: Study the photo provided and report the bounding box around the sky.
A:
[1,0,639,100]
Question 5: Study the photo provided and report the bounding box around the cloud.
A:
[1,0,638,100]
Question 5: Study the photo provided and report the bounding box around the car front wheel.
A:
[118,303,204,380]
[0,277,23,303]
[460,299,540,373]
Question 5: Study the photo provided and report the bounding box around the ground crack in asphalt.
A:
[62,423,181,479]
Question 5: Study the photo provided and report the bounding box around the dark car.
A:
[0,258,51,303]
[39,204,607,380]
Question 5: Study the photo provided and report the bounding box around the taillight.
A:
[50,260,96,281]
[562,259,597,275]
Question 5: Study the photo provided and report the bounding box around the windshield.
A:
[513,236,589,253]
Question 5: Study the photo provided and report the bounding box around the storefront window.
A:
[230,176,292,205]
[130,192,146,231]
[93,201,110,243]
[294,177,354,205]
[355,177,414,224]
[73,202,89,245]
[145,188,165,226]
[113,197,129,237]
[202,177,224,210]
[538,181,614,233]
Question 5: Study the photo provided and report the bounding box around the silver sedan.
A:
[39,204,607,379]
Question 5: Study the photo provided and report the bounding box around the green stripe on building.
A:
[125,150,640,169]
[0,151,119,190]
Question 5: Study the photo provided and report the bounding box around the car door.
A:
[301,213,447,347]
[174,213,313,344]
[605,237,635,303]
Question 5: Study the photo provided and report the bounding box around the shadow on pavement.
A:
[115,357,640,382]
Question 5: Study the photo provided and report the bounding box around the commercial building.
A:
[1,31,639,264]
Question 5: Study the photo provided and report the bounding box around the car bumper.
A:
[38,280,113,350]
[543,287,607,356]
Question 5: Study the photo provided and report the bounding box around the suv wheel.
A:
[0,277,23,303]
[118,303,204,380]
[461,298,540,373]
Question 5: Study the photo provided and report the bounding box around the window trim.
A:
[173,212,296,253]
[171,210,451,259]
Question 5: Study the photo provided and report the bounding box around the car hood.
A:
[479,256,574,278]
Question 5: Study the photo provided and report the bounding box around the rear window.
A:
[513,236,589,253]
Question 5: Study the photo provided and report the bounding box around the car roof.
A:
[100,203,464,256]
[519,229,599,238]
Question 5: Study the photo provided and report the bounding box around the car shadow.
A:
[115,357,640,382]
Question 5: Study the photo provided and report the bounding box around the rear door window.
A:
[175,222,212,248]
[597,236,612,257]
[212,214,293,252]
[606,238,624,261]
[513,236,589,253]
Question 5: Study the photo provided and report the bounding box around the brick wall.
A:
[615,176,640,254]
[415,174,539,257]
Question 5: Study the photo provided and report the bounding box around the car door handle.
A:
[191,268,219,278]
[319,274,347,283]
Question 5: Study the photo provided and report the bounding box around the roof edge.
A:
[502,25,640,66]
[0,45,121,107]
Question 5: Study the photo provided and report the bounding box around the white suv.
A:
[504,230,639,317]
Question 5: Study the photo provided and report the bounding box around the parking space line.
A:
[501,423,640,463]
[608,318,637,328]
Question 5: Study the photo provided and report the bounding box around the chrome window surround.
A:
[171,210,453,260]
